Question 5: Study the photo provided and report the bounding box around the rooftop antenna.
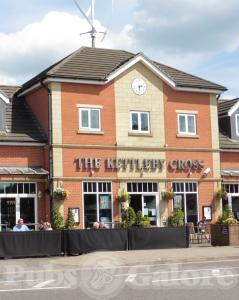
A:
[73,0,106,48]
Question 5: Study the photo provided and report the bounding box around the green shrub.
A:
[169,208,184,227]
[121,206,136,228]
[134,211,151,227]
[65,208,75,229]
[216,205,238,225]
[51,206,64,229]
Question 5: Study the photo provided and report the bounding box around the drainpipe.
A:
[40,80,53,188]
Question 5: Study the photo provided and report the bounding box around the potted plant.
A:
[53,187,70,201]
[215,188,227,200]
[118,189,130,209]
[161,189,175,201]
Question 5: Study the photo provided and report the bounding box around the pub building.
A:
[218,98,239,219]
[0,47,230,230]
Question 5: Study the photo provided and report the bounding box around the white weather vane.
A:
[73,0,114,48]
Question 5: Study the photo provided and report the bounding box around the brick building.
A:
[218,99,239,219]
[0,47,232,229]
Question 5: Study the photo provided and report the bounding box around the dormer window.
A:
[236,114,239,136]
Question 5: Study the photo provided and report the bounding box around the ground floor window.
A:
[127,182,159,226]
[172,182,198,225]
[83,182,112,228]
[222,184,239,220]
[0,182,37,230]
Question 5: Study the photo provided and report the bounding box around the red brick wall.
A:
[221,152,239,170]
[0,146,45,167]
[25,87,49,137]
[163,83,212,149]
[61,82,116,145]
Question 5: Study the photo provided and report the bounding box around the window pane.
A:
[179,115,186,132]
[131,113,139,130]
[18,183,23,194]
[99,195,112,228]
[236,115,239,134]
[30,183,36,194]
[0,183,5,193]
[141,113,149,131]
[188,115,195,133]
[5,183,17,194]
[84,194,97,228]
[91,110,100,129]
[24,184,30,194]
[81,110,89,128]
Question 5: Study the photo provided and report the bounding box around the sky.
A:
[0,0,239,98]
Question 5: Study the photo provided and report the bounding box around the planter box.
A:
[211,224,239,246]
[229,225,239,246]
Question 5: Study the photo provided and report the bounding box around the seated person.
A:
[13,218,30,232]
[43,222,53,231]
[198,216,207,234]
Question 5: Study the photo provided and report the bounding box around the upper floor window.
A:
[236,114,239,136]
[79,106,101,132]
[178,113,196,135]
[130,111,150,133]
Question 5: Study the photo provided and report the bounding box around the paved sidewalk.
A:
[53,246,239,268]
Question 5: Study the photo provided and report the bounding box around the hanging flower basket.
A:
[53,187,69,201]
[161,190,175,201]
[118,189,130,203]
[215,188,227,200]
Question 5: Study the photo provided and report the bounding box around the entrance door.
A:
[185,194,198,225]
[0,198,16,229]
[143,195,157,225]
[232,196,239,220]
[20,197,35,225]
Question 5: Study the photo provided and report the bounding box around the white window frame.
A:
[82,181,113,228]
[236,114,239,136]
[79,107,101,132]
[0,182,37,230]
[172,181,199,224]
[177,113,196,135]
[130,111,150,133]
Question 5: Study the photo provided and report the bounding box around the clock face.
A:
[132,78,147,95]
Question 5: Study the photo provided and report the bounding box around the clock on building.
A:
[131,78,147,95]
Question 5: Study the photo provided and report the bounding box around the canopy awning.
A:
[221,169,239,176]
[0,167,48,175]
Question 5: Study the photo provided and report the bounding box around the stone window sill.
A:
[77,130,104,135]
[128,132,152,137]
[176,134,199,139]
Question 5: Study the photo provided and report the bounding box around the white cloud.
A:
[132,0,239,54]
[0,11,107,84]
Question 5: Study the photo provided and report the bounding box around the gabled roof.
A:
[218,98,239,117]
[19,47,227,94]
[219,131,239,150]
[0,97,47,144]
[0,85,20,98]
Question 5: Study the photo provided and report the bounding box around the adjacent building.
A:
[1,47,234,229]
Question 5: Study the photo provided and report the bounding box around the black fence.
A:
[128,227,187,250]
[0,230,63,258]
[0,226,188,258]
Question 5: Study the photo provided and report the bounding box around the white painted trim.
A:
[177,113,197,135]
[107,54,176,88]
[175,86,224,94]
[176,110,198,114]
[130,111,150,133]
[0,142,46,146]
[0,91,10,104]
[76,104,103,109]
[228,101,239,116]
[235,114,239,136]
[44,77,105,85]
[17,83,41,97]
[79,107,101,132]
